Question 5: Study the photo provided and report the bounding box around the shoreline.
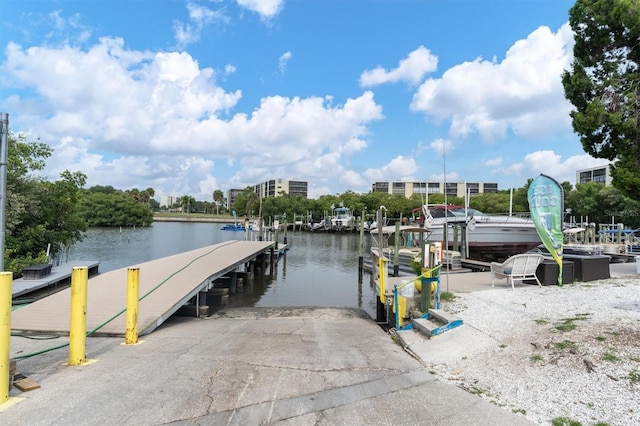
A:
[153,214,236,224]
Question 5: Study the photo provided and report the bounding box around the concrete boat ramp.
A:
[11,240,276,336]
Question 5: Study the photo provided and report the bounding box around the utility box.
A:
[22,263,52,280]
[536,260,574,285]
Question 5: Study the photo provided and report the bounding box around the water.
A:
[64,222,378,319]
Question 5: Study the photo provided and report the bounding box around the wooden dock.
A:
[11,240,275,337]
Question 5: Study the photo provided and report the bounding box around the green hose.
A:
[13,241,239,360]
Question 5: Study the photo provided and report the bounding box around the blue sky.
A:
[0,0,609,201]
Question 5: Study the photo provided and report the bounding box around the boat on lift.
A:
[420,204,541,261]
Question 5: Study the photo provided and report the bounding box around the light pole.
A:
[0,113,8,271]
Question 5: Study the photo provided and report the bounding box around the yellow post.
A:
[125,268,139,345]
[378,256,385,303]
[1,272,12,404]
[68,267,88,366]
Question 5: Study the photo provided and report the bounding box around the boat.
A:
[419,204,542,261]
[330,206,356,232]
[222,211,245,231]
[562,227,604,255]
[365,225,462,276]
[221,223,245,231]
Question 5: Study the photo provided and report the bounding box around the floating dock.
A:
[12,260,100,299]
[11,240,276,337]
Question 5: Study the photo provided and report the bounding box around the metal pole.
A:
[0,113,8,272]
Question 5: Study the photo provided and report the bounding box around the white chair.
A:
[490,254,544,290]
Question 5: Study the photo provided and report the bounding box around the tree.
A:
[180,195,195,213]
[213,189,224,215]
[5,133,88,275]
[562,0,640,199]
[78,188,153,227]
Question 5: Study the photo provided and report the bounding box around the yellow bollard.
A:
[1,272,12,404]
[68,267,88,366]
[379,257,385,303]
[125,268,139,345]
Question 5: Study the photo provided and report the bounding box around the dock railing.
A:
[392,264,441,330]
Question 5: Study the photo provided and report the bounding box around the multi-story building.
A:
[254,178,308,199]
[371,180,498,198]
[576,165,612,185]
[160,195,181,208]
[226,188,244,211]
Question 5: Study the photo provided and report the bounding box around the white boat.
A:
[562,227,605,255]
[330,206,356,232]
[421,204,542,261]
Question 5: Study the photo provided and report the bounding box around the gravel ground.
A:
[430,277,640,426]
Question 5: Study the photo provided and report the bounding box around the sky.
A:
[0,0,610,201]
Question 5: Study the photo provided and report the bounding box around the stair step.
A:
[427,309,458,324]
[411,311,464,339]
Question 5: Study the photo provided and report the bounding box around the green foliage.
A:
[5,133,88,275]
[78,188,153,227]
[551,417,582,426]
[562,0,640,200]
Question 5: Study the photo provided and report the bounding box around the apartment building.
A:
[254,178,308,199]
[160,195,181,208]
[576,165,612,185]
[371,180,499,198]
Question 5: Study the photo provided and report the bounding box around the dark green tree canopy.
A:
[562,0,640,199]
[6,133,88,275]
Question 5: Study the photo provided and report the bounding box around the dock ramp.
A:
[11,240,275,337]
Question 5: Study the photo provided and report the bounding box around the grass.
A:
[595,335,606,342]
[534,318,549,325]
[554,340,579,351]
[629,370,640,383]
[440,291,456,302]
[554,314,591,332]
[512,408,527,415]
[530,354,544,362]
[603,347,621,363]
[551,417,582,426]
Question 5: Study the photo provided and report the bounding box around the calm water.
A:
[65,222,378,319]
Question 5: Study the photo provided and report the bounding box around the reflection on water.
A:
[66,222,378,319]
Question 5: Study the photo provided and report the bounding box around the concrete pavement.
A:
[5,307,534,426]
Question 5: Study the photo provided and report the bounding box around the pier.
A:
[11,240,276,336]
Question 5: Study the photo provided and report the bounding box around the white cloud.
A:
[237,0,284,20]
[363,155,418,182]
[174,2,229,48]
[428,171,460,182]
[484,157,503,167]
[2,39,383,199]
[429,138,453,155]
[411,23,575,142]
[360,46,438,87]
[279,51,292,73]
[522,151,609,185]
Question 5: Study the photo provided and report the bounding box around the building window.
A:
[374,182,389,192]
[483,183,498,193]
[413,182,426,194]
[392,182,405,195]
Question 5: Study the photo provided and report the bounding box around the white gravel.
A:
[426,277,640,426]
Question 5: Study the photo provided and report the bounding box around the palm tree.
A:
[213,189,224,215]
